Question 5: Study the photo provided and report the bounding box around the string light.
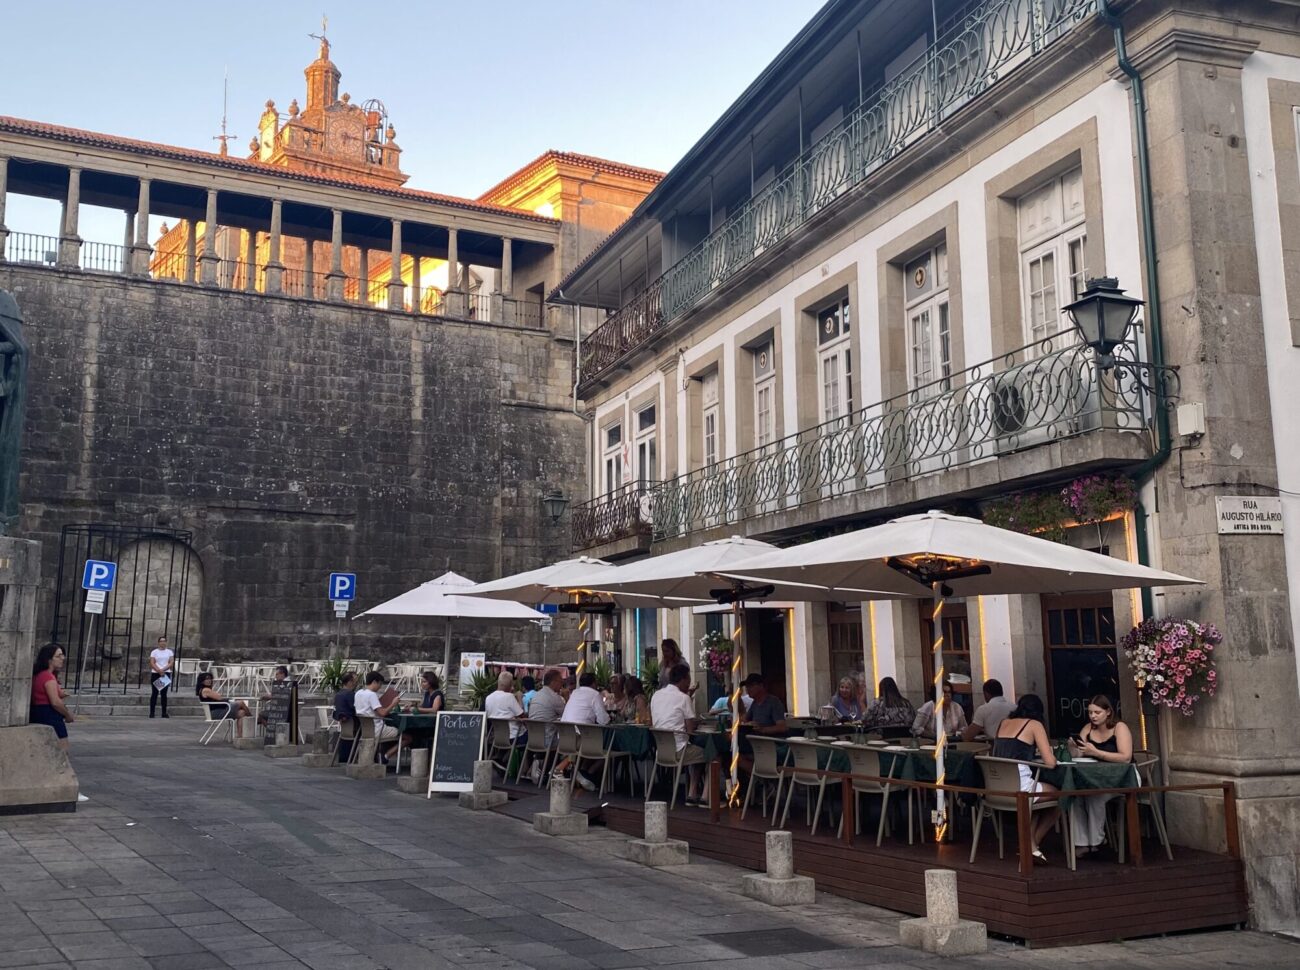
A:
[728,615,745,806]
[867,601,880,696]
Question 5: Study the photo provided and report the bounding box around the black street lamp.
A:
[1063,276,1145,368]
[541,490,569,524]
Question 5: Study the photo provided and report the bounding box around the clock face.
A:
[326,118,364,156]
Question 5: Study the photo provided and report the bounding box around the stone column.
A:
[410,256,422,314]
[358,247,370,304]
[57,167,81,268]
[303,239,315,299]
[496,236,515,324]
[265,199,284,294]
[446,227,459,289]
[0,156,8,260]
[122,211,135,273]
[387,218,404,310]
[1132,29,1300,934]
[199,189,220,284]
[130,177,151,275]
[326,208,344,302]
[242,231,257,292]
[183,220,197,283]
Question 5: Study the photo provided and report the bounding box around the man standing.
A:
[650,663,708,806]
[962,679,1016,741]
[149,635,174,719]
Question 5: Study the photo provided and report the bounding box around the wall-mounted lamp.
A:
[541,490,569,524]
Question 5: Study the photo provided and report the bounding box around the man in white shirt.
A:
[354,671,404,762]
[485,671,525,740]
[649,662,709,805]
[962,679,1017,741]
[557,671,609,790]
[149,636,174,719]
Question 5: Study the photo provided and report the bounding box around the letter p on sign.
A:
[82,560,117,591]
[328,572,356,601]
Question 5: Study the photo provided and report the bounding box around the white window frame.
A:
[602,422,623,496]
[904,244,951,396]
[816,297,853,425]
[634,404,657,488]
[701,371,720,468]
[753,342,776,450]
[1018,168,1088,349]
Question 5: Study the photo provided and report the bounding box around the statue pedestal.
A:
[0,537,78,813]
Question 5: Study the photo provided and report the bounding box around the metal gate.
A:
[51,524,198,694]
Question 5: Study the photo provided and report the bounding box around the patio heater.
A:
[886,554,990,838]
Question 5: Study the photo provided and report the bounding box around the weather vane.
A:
[309,14,329,54]
[211,68,236,157]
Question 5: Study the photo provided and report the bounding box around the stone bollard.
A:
[459,759,507,809]
[301,729,333,768]
[741,831,815,905]
[345,739,385,780]
[264,723,302,758]
[396,748,431,794]
[899,869,987,956]
[231,736,262,751]
[533,773,588,836]
[627,801,689,867]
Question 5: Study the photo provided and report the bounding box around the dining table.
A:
[1043,757,1141,806]
[383,712,440,773]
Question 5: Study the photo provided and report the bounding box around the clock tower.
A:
[247,34,407,188]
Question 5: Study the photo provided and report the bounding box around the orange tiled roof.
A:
[478,149,664,204]
[0,115,559,225]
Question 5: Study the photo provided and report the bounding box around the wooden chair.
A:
[972,756,1074,870]
[835,744,902,845]
[646,729,688,810]
[199,702,234,745]
[740,735,786,821]
[779,739,834,836]
[575,723,634,797]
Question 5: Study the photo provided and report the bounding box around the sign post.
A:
[76,560,117,711]
[328,572,356,659]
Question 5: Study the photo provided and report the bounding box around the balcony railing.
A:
[573,331,1155,549]
[571,481,654,551]
[578,0,1098,387]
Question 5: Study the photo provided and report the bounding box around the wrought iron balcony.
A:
[571,481,654,551]
[578,0,1098,389]
[573,331,1169,550]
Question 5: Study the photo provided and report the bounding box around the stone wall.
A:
[0,265,584,663]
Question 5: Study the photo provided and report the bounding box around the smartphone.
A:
[1069,734,1084,744]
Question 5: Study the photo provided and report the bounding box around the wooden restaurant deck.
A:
[493,768,1250,948]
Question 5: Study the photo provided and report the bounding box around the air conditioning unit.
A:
[990,351,1096,455]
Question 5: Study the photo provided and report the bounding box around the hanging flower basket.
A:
[698,630,734,681]
[1121,617,1220,716]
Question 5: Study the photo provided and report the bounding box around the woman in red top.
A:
[30,643,74,750]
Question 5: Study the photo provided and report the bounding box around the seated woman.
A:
[828,677,864,722]
[30,643,75,751]
[412,670,445,714]
[622,675,650,725]
[992,693,1060,863]
[1070,694,1134,856]
[196,671,252,738]
[911,681,969,739]
[862,677,916,735]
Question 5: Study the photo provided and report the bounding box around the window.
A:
[904,244,951,396]
[1018,168,1087,347]
[753,342,776,449]
[634,405,657,487]
[702,371,720,467]
[602,422,623,495]
[816,297,853,424]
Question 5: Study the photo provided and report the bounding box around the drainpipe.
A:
[1102,0,1170,616]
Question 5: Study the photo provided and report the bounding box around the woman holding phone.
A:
[1070,694,1134,856]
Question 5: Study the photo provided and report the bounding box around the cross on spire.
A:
[309,14,329,57]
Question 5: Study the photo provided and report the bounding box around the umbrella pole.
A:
[442,617,453,684]
[728,600,745,806]
[930,580,948,841]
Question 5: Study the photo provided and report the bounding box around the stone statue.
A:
[0,289,28,536]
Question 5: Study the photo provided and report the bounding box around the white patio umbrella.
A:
[716,509,1202,835]
[355,570,547,678]
[559,536,891,802]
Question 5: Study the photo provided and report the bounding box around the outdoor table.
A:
[384,712,440,773]
[606,723,726,761]
[1045,759,1140,807]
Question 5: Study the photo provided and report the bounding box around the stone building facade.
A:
[557,0,1300,932]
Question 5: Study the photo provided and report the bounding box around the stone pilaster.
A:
[387,219,404,310]
[56,167,81,268]
[130,178,151,275]
[326,209,344,302]
[199,189,220,284]
[0,156,9,260]
[184,219,197,283]
[243,231,257,292]
[1131,26,1299,932]
[265,199,284,294]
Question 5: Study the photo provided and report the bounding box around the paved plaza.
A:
[0,719,1295,970]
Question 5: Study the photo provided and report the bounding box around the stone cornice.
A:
[1116,27,1261,78]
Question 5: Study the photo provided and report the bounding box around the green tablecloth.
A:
[605,723,725,761]
[879,748,981,788]
[384,713,439,737]
[1046,760,1140,807]
[774,740,851,774]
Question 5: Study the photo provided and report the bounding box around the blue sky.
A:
[4,0,824,243]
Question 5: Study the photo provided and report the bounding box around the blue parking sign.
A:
[82,560,117,591]
[328,572,356,601]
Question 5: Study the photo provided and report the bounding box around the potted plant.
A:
[1122,617,1220,716]
[639,657,661,700]
[464,668,498,711]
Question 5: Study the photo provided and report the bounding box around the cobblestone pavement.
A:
[1,719,1296,970]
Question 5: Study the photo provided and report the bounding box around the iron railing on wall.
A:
[573,332,1153,549]
[571,481,655,550]
[3,231,59,266]
[578,0,1099,386]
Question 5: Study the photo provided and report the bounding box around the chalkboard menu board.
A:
[262,681,299,746]
[428,711,486,794]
